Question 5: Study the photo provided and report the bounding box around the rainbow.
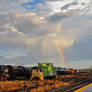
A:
[58,43,66,67]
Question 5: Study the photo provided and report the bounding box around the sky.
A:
[0,0,92,69]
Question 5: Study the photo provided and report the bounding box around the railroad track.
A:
[9,79,91,92]
[48,78,92,92]
[4,75,92,92]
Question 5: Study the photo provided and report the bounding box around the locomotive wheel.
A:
[3,76,8,80]
[0,77,2,81]
[0,76,5,81]
[0,74,9,81]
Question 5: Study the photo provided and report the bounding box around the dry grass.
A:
[0,79,72,92]
[30,79,71,92]
[0,81,33,91]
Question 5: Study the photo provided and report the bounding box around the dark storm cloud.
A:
[64,35,92,61]
[46,10,78,22]
[61,1,78,10]
[14,14,57,37]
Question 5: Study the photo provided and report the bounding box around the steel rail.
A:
[47,79,92,92]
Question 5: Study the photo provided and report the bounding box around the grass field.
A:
[0,79,71,92]
[1,75,86,92]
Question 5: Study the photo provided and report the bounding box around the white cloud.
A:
[46,0,92,16]
[0,24,38,47]
[0,0,92,68]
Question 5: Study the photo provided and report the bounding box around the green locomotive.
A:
[31,62,57,80]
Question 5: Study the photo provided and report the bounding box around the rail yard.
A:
[0,62,92,92]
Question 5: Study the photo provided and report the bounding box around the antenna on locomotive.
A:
[38,62,40,67]
[38,62,39,66]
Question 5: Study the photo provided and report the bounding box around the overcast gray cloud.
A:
[0,0,92,68]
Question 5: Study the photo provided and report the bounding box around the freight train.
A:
[0,65,31,80]
[56,67,72,75]
[0,63,57,80]
[0,62,87,81]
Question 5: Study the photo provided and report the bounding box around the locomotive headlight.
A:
[40,77,43,80]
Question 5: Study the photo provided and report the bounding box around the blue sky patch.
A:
[21,0,46,12]
[0,47,26,57]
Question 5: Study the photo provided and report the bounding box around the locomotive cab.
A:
[31,66,43,80]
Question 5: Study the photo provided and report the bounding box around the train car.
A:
[0,65,31,80]
[0,65,10,80]
[69,68,78,74]
[31,62,57,80]
[0,62,82,81]
[56,67,72,75]
[11,66,31,80]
